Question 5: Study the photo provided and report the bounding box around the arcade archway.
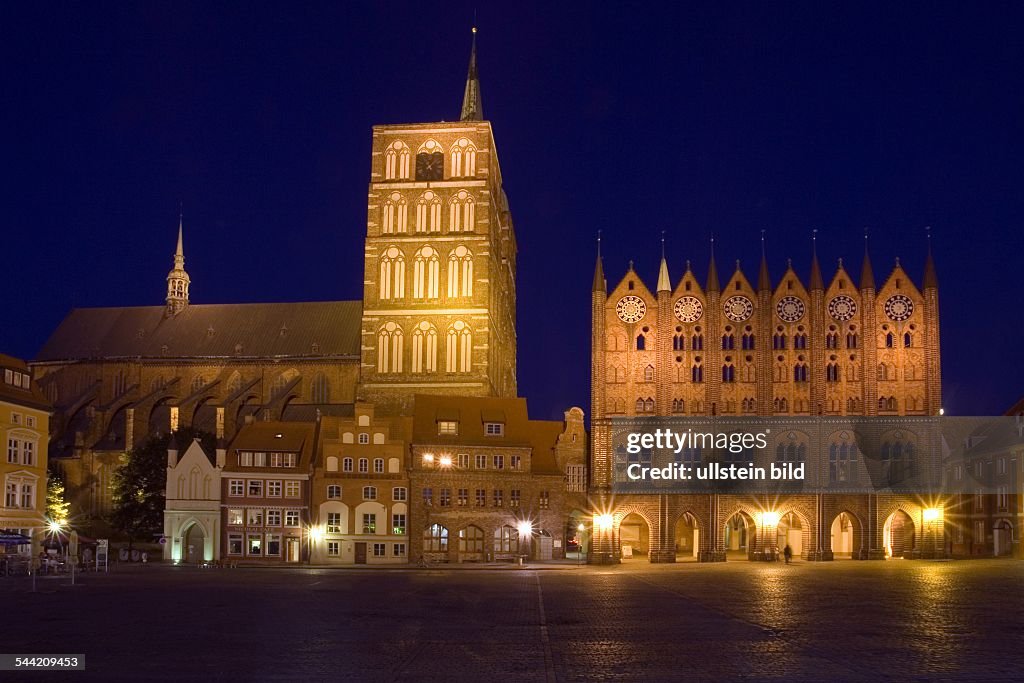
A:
[883,510,915,558]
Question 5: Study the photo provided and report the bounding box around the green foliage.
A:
[46,468,70,526]
[110,427,215,544]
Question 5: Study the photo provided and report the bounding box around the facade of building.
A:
[408,396,587,563]
[309,406,412,565]
[0,354,51,555]
[163,436,223,563]
[588,243,946,562]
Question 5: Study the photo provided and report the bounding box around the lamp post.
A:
[577,523,585,566]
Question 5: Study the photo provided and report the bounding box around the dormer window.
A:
[484,422,505,436]
[438,421,458,436]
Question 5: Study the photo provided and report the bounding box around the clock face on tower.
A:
[884,295,915,322]
[724,295,753,322]
[416,152,444,181]
[673,296,703,323]
[616,296,647,323]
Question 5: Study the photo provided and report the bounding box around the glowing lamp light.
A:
[596,514,614,530]
[422,453,435,463]
[577,523,585,532]
[438,454,452,468]
[308,525,325,543]
[517,520,533,538]
[760,511,781,527]
[923,507,942,522]
[47,520,64,534]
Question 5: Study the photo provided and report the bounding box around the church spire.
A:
[166,211,191,316]
[758,230,771,291]
[460,27,483,121]
[657,231,671,292]
[923,226,938,289]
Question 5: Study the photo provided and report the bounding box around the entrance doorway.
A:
[354,542,367,564]
[993,520,1013,557]
[674,512,700,560]
[777,512,803,558]
[618,513,650,560]
[883,510,915,558]
[830,512,858,559]
[183,523,205,563]
[287,538,300,562]
[723,512,754,560]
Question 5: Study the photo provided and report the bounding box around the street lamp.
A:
[577,523,585,566]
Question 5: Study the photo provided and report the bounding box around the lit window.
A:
[284,481,300,498]
[392,514,406,535]
[285,511,299,526]
[247,535,262,556]
[327,512,342,533]
[267,480,282,497]
[228,508,243,525]
[228,534,243,555]
[510,489,521,508]
[539,491,550,509]
[363,513,377,534]
[438,421,458,436]
[267,510,282,526]
[247,480,263,497]
[510,455,522,470]
[247,509,263,526]
[229,479,244,496]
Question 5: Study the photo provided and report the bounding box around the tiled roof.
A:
[35,301,362,361]
[0,353,52,411]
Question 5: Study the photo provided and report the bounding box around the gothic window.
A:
[828,442,858,482]
[773,397,789,413]
[191,375,205,393]
[673,334,684,351]
[636,334,646,351]
[741,333,755,350]
[448,190,476,232]
[415,191,443,233]
[449,138,477,177]
[644,365,655,382]
[691,364,703,383]
[413,246,440,299]
[773,334,787,350]
[411,321,438,373]
[382,192,408,234]
[847,364,858,382]
[774,363,786,382]
[742,364,754,382]
[377,322,404,374]
[635,398,644,413]
[826,363,840,382]
[310,373,330,403]
[722,364,735,383]
[226,372,242,396]
[904,332,912,348]
[384,140,411,180]
[885,332,895,348]
[846,333,858,349]
[793,333,807,349]
[691,333,703,350]
[721,334,734,350]
[379,246,406,300]
[794,363,808,382]
[672,398,685,413]
[446,321,472,372]
[447,245,474,298]
[826,333,839,349]
[645,397,655,412]
[742,398,756,413]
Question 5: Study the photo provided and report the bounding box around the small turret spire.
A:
[758,229,771,291]
[592,231,605,293]
[657,231,670,293]
[923,226,938,289]
[860,229,876,290]
[809,229,823,290]
[706,234,720,292]
[460,27,483,121]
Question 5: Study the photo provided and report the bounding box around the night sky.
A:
[3,3,1023,419]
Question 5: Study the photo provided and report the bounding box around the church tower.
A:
[165,214,190,315]
[357,28,518,412]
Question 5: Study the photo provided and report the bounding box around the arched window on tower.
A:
[741,333,755,350]
[377,322,404,374]
[691,333,703,350]
[826,333,839,349]
[382,192,408,234]
[448,190,476,232]
[794,363,808,382]
[446,321,472,372]
[846,332,858,348]
[691,363,703,383]
[672,398,685,413]
[722,363,735,383]
[793,333,807,349]
[885,332,895,348]
[644,365,655,382]
[636,333,646,351]
[447,245,474,298]
[378,246,406,300]
[904,332,912,348]
[673,334,684,351]
[450,138,477,177]
[411,321,438,373]
[413,246,440,299]
[384,140,411,180]
[773,333,787,350]
[415,191,443,233]
[722,333,734,350]
[826,363,840,382]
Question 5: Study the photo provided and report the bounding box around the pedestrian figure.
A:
[783,543,793,564]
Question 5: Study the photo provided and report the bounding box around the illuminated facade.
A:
[589,242,947,562]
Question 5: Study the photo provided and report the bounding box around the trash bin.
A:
[517,555,525,566]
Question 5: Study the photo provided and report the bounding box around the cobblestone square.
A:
[2,559,1021,681]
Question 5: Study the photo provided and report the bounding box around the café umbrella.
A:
[0,531,32,545]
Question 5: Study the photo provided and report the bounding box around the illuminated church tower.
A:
[357,28,518,412]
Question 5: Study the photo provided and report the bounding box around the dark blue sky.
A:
[3,3,1022,419]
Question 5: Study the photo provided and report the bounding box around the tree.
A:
[46,466,70,527]
[110,427,215,547]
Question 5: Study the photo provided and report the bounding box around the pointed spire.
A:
[923,226,938,289]
[860,230,875,290]
[657,231,670,292]
[166,210,191,315]
[592,231,605,293]
[174,211,185,267]
[706,235,720,292]
[758,230,771,291]
[460,27,483,121]
[809,229,823,290]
